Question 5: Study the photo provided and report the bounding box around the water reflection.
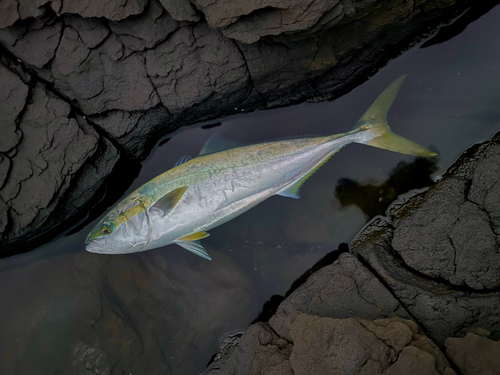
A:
[335,157,439,219]
[1,4,500,375]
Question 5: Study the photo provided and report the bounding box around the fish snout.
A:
[85,240,105,253]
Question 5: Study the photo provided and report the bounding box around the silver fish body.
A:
[85,76,436,258]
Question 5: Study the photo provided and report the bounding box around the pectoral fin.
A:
[150,186,188,217]
[174,240,212,260]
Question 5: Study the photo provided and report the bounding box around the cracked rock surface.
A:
[352,132,500,345]
[0,60,120,250]
[203,315,456,375]
[0,0,474,253]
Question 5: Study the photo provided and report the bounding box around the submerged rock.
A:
[0,247,255,375]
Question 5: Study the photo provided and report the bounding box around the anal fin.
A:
[278,150,339,199]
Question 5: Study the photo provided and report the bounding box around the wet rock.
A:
[191,0,375,44]
[158,0,200,22]
[0,0,147,28]
[0,75,120,253]
[269,253,410,341]
[108,0,180,51]
[64,15,110,49]
[145,22,248,114]
[445,330,500,375]
[204,315,455,375]
[202,253,431,374]
[59,0,147,20]
[48,26,160,115]
[0,16,63,68]
[0,63,28,153]
[351,133,500,345]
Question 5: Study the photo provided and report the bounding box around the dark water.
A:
[1,5,500,375]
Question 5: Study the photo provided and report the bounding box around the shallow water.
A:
[1,5,499,375]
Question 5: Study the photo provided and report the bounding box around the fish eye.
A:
[101,226,111,235]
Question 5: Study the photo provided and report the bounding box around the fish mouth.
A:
[85,240,104,253]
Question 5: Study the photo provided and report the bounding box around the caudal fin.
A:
[353,75,437,157]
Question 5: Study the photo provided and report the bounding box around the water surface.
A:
[1,5,499,375]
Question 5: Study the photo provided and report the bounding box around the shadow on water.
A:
[335,156,439,220]
[421,0,500,48]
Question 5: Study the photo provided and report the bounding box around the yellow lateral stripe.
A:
[115,198,152,226]
[178,231,210,241]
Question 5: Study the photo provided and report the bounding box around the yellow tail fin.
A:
[354,75,437,157]
[367,126,437,156]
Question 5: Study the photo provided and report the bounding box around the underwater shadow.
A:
[421,0,500,48]
[335,156,439,220]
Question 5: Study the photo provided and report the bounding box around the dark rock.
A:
[351,134,500,345]
[191,0,374,44]
[64,15,110,49]
[108,0,179,51]
[0,0,18,29]
[269,253,410,341]
[145,22,248,114]
[390,145,500,290]
[158,0,200,22]
[91,105,173,158]
[0,76,121,254]
[0,17,62,68]
[0,0,147,29]
[50,26,160,114]
[445,329,500,375]
[0,63,28,153]
[203,315,456,375]
[59,0,147,20]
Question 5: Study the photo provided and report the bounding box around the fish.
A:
[85,75,436,259]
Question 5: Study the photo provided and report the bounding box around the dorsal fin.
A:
[173,155,192,167]
[278,150,340,199]
[199,133,243,156]
[355,75,407,127]
[150,186,188,217]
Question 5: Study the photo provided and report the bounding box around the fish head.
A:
[85,197,152,254]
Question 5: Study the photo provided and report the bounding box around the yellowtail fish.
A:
[85,76,436,259]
